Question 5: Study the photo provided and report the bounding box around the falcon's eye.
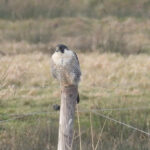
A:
[55,44,68,53]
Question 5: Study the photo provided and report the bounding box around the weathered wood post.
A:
[58,85,78,150]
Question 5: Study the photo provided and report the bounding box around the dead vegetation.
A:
[0,17,150,55]
[0,51,150,149]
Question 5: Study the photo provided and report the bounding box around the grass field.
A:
[0,49,150,149]
[0,1,150,149]
[0,13,150,149]
[0,17,150,55]
[0,0,150,19]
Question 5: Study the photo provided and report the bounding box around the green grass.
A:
[0,51,150,149]
[0,15,150,149]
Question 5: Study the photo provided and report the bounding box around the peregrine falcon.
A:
[51,44,81,104]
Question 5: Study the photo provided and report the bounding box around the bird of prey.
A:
[51,44,81,105]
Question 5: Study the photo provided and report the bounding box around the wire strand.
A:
[1,108,150,137]
[1,105,150,119]
[92,110,150,136]
[94,106,150,111]
[0,111,56,124]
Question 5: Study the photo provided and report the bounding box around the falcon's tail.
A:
[53,104,60,111]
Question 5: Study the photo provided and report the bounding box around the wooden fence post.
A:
[57,85,78,150]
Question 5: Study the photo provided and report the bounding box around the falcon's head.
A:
[55,44,69,53]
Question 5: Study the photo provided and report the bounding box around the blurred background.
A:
[0,0,150,54]
[0,0,150,150]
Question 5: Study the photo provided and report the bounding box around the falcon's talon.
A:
[53,104,60,111]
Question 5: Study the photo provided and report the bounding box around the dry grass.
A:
[0,51,150,149]
[0,17,150,54]
[0,0,150,19]
[0,2,150,148]
[0,15,150,150]
[1,52,150,104]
